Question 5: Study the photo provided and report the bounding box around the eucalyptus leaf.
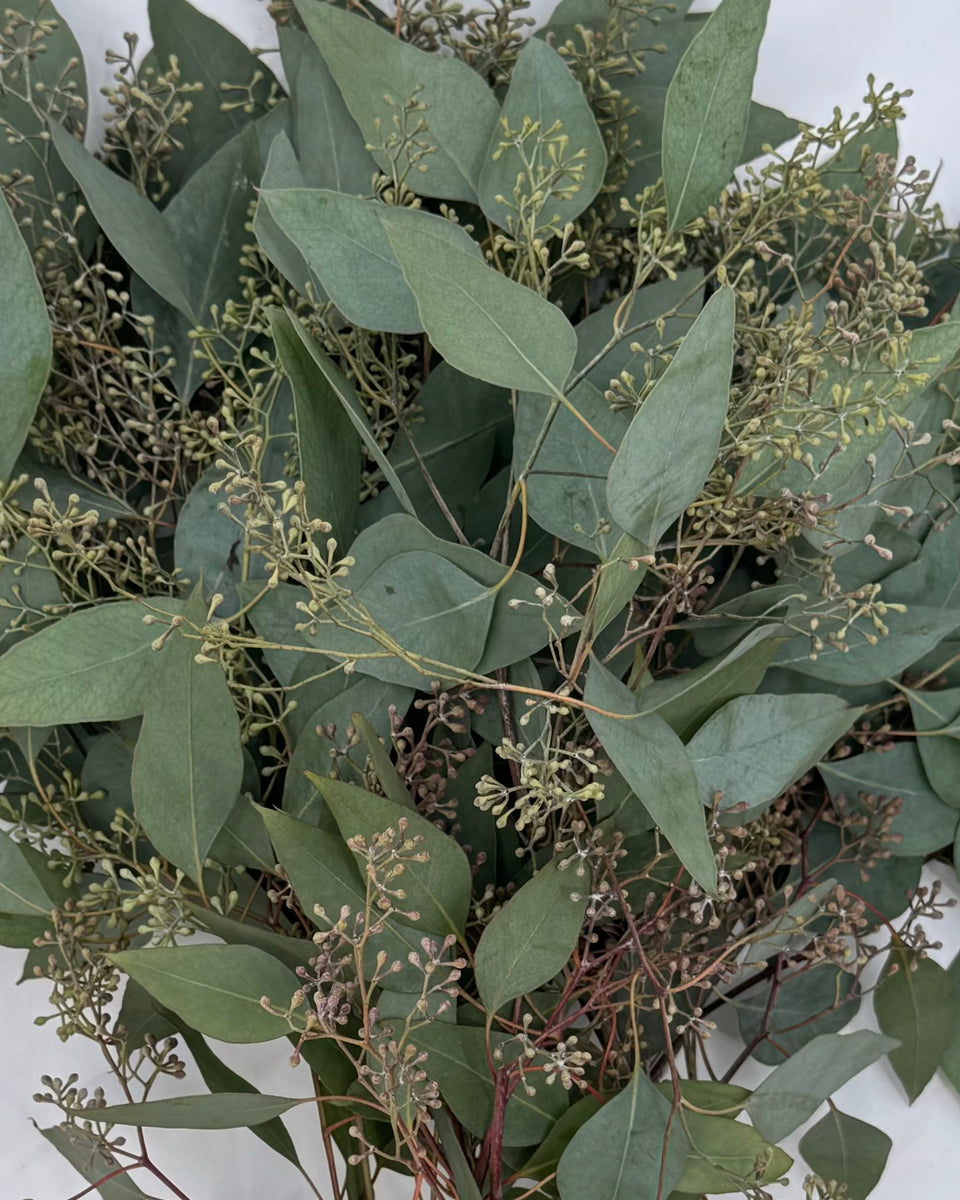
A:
[903,685,960,807]
[0,599,180,726]
[557,1069,689,1200]
[0,192,52,482]
[269,306,361,544]
[585,657,717,892]
[607,286,735,549]
[72,1093,306,1130]
[0,828,61,915]
[874,939,960,1103]
[109,944,299,1043]
[736,964,861,1066]
[662,0,771,229]
[773,605,960,685]
[675,1111,791,1194]
[478,37,606,231]
[131,591,244,882]
[687,692,858,817]
[745,1031,900,1142]
[294,0,499,202]
[253,133,317,294]
[37,1121,161,1200]
[475,858,586,1013]
[819,743,960,855]
[278,25,375,194]
[799,1109,892,1200]
[309,775,472,936]
[379,204,577,396]
[48,121,194,319]
[147,0,276,190]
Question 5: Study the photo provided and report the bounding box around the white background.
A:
[6,1,960,1197]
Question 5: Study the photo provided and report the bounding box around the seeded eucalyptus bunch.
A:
[4,1,960,1198]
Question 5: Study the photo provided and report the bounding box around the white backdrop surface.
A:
[6,1,960,1197]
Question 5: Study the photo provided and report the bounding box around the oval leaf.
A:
[584,657,717,892]
[310,776,472,937]
[607,286,735,550]
[663,0,771,229]
[475,858,586,1013]
[379,205,577,397]
[0,600,180,726]
[798,1108,892,1200]
[0,194,52,482]
[72,1093,305,1130]
[478,37,606,231]
[132,594,244,883]
[109,945,298,1043]
[294,0,498,202]
[557,1069,688,1200]
[874,939,960,1103]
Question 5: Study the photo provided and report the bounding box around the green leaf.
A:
[475,858,586,1013]
[517,1095,602,1184]
[282,674,413,820]
[514,380,628,555]
[260,805,431,989]
[186,902,315,974]
[131,592,243,882]
[0,599,180,726]
[398,1022,568,1147]
[294,0,498,202]
[109,944,299,1043]
[640,626,782,739]
[210,795,274,873]
[173,465,260,619]
[676,1111,791,1194]
[72,1093,306,1130]
[310,776,472,937]
[607,286,735,549]
[434,1108,483,1200]
[478,37,606,231]
[147,0,276,190]
[736,964,860,1066]
[774,604,960,685]
[0,829,60,915]
[662,0,771,229]
[0,2,87,258]
[743,878,838,965]
[116,980,177,1051]
[269,307,361,544]
[347,513,555,674]
[48,121,194,319]
[940,949,960,1095]
[279,316,416,513]
[874,939,960,1102]
[819,743,960,854]
[278,25,374,194]
[37,1121,161,1200]
[585,657,717,892]
[253,133,317,294]
[313,548,496,688]
[745,1031,900,1142]
[687,693,858,817]
[379,204,577,396]
[351,711,411,808]
[133,124,260,399]
[799,1109,892,1200]
[0,193,52,482]
[557,1069,689,1200]
[261,189,443,333]
[904,686,960,807]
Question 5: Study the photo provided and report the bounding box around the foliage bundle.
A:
[4,1,960,1198]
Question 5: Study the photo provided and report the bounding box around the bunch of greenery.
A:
[5,0,960,1197]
